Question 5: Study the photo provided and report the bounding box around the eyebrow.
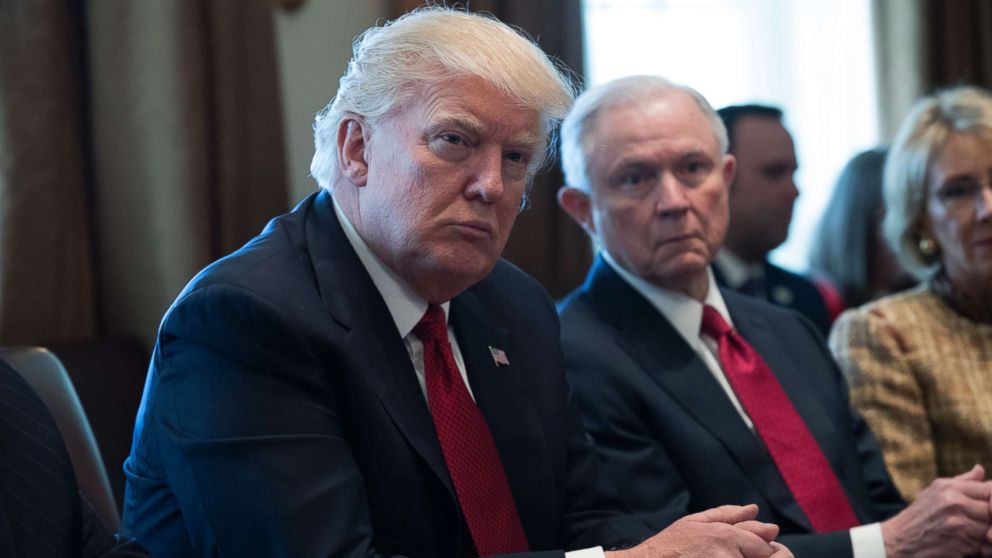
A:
[427,112,542,151]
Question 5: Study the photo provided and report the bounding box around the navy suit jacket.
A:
[0,360,147,558]
[559,257,904,558]
[713,260,833,336]
[123,192,649,558]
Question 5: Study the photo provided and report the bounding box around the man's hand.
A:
[882,465,992,558]
[606,504,792,558]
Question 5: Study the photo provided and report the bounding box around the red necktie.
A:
[701,305,860,532]
[413,304,530,555]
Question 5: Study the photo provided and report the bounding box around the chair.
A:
[0,346,121,531]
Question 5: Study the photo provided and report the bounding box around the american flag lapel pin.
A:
[488,346,510,367]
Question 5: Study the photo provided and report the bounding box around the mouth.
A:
[660,233,699,245]
[450,220,495,239]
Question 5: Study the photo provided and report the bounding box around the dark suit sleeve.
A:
[786,312,905,523]
[129,284,411,558]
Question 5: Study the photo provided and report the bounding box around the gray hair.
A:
[560,75,728,191]
[883,85,992,280]
[310,6,577,190]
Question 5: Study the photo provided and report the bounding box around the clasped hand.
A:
[883,464,992,558]
[606,503,793,558]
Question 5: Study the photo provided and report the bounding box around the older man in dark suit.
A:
[121,8,792,558]
[556,75,992,558]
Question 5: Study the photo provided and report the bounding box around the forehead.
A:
[731,116,795,162]
[395,77,543,146]
[933,131,992,173]
[588,93,722,167]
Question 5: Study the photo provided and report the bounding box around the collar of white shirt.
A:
[600,250,734,345]
[713,249,764,290]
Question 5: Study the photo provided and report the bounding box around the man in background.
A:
[713,105,842,335]
[557,75,992,558]
[122,8,791,558]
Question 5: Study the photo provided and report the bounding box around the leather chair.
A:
[0,346,120,531]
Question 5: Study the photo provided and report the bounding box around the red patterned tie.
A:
[700,305,860,532]
[413,304,530,555]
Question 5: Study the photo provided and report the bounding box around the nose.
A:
[655,172,691,218]
[465,149,505,203]
[788,177,800,200]
[978,183,992,221]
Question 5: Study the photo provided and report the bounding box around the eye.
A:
[937,178,980,200]
[429,132,472,161]
[504,151,528,165]
[761,163,795,181]
[441,133,464,145]
[613,168,657,196]
[683,159,712,177]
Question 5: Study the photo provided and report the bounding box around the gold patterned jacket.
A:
[829,284,992,501]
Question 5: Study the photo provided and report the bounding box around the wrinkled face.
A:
[354,77,541,302]
[923,131,992,294]
[725,116,799,261]
[574,92,735,298]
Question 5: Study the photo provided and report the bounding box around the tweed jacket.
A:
[830,284,992,501]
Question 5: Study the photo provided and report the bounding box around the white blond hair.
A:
[883,85,992,279]
[310,6,577,190]
[560,75,728,191]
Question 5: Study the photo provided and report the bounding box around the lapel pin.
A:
[488,346,510,367]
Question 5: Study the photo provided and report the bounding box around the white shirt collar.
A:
[332,196,449,337]
[601,250,734,344]
[713,249,764,290]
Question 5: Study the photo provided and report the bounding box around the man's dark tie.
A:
[700,305,860,532]
[413,304,530,556]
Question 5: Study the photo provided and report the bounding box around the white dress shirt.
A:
[334,199,603,557]
[601,252,886,558]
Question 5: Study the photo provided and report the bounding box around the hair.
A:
[810,148,888,306]
[560,75,727,191]
[883,85,992,280]
[716,104,784,153]
[309,6,577,191]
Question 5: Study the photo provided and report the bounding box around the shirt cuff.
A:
[851,522,886,558]
[566,546,605,558]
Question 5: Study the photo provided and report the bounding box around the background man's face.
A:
[580,92,734,296]
[724,115,799,262]
[356,77,541,301]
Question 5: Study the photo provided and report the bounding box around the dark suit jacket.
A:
[713,260,833,335]
[0,359,147,558]
[122,191,649,558]
[559,257,904,558]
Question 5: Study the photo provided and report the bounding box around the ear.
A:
[337,114,370,187]
[721,153,737,188]
[557,186,596,236]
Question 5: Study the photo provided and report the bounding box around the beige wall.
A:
[274,1,389,204]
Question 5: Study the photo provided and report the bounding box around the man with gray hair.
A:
[122,8,791,558]
[557,75,992,558]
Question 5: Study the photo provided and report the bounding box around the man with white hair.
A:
[122,9,792,558]
[557,75,992,558]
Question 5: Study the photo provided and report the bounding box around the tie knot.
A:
[700,305,732,338]
[413,303,447,343]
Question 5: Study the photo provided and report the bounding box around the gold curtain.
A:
[390,0,592,298]
[0,0,290,348]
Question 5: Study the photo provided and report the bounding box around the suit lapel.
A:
[584,259,812,531]
[450,289,555,541]
[304,192,453,497]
